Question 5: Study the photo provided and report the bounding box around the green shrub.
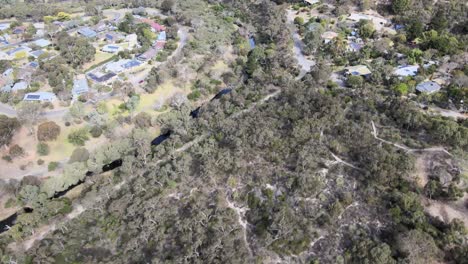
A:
[48,161,59,171]
[36,142,50,156]
[67,128,89,146]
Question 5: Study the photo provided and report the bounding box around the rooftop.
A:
[416,81,441,94]
[78,27,97,38]
[345,65,371,76]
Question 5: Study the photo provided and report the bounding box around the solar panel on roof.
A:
[27,95,40,99]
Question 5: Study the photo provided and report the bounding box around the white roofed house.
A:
[23,92,56,102]
[344,65,372,77]
[102,45,122,53]
[125,34,139,50]
[72,78,90,99]
[33,38,51,48]
[394,65,419,78]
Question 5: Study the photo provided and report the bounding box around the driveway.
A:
[286,9,316,78]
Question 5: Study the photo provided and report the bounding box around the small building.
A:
[344,65,371,76]
[104,32,124,43]
[138,48,158,61]
[2,68,13,78]
[93,22,108,32]
[72,78,89,97]
[29,50,45,58]
[303,0,319,4]
[33,22,45,30]
[33,38,51,48]
[347,42,363,52]
[0,34,10,46]
[0,51,8,60]
[105,59,141,73]
[347,13,388,31]
[11,81,28,92]
[77,27,97,38]
[321,31,338,44]
[23,92,56,102]
[416,81,441,94]
[125,34,138,49]
[102,45,122,53]
[87,72,116,83]
[394,65,419,77]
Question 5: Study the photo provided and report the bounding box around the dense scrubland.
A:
[0,0,467,263]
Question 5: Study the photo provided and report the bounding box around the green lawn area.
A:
[46,125,81,161]
[136,80,186,113]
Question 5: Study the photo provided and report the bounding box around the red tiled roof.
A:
[139,18,166,32]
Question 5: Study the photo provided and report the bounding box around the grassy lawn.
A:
[46,125,81,161]
[136,80,187,113]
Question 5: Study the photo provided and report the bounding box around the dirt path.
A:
[371,121,452,156]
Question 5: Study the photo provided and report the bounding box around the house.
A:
[28,61,39,68]
[33,39,51,48]
[138,48,158,61]
[87,72,116,83]
[29,50,45,58]
[12,26,26,35]
[2,68,13,78]
[33,22,45,30]
[125,34,138,49]
[0,34,10,46]
[394,65,419,77]
[344,65,371,76]
[23,92,56,102]
[0,23,10,31]
[77,27,97,38]
[11,81,28,92]
[104,32,124,43]
[72,78,89,97]
[303,0,319,5]
[102,45,122,53]
[416,81,441,94]
[93,22,108,32]
[0,51,9,60]
[105,59,141,73]
[347,42,363,52]
[321,31,338,44]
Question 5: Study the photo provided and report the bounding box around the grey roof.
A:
[72,78,89,96]
[12,81,28,91]
[78,27,97,38]
[30,50,45,58]
[33,39,51,47]
[416,81,441,93]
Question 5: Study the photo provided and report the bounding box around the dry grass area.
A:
[411,152,468,228]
